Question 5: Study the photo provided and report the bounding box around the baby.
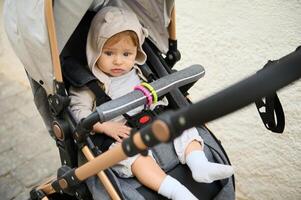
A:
[69,6,234,200]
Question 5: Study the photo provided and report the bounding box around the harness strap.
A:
[86,81,111,106]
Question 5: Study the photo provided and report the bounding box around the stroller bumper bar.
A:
[75,64,205,142]
[96,64,205,122]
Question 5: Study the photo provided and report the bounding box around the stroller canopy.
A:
[3,0,174,95]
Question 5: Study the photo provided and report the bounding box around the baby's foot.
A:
[158,175,198,200]
[186,150,234,183]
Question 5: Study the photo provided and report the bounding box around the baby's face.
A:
[97,36,137,77]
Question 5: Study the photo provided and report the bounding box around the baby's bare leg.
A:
[131,155,197,200]
[131,155,165,191]
[185,140,203,157]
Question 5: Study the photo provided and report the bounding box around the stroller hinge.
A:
[29,188,46,200]
[165,39,181,68]
[73,118,93,148]
[54,78,68,96]
[48,94,70,116]
[52,166,82,196]
[47,81,70,116]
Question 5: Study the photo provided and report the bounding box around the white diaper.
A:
[109,142,155,178]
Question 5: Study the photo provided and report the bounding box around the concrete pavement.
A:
[0,73,60,200]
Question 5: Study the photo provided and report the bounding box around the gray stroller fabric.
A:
[86,176,145,200]
[27,75,54,136]
[151,142,179,172]
[97,0,174,54]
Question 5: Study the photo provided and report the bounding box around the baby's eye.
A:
[123,52,131,56]
[104,51,113,56]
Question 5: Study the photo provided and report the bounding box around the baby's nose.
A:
[114,55,123,64]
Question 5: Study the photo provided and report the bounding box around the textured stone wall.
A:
[175,1,301,199]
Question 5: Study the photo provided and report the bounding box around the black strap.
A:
[86,81,111,106]
[255,92,285,133]
[254,60,285,133]
[86,80,117,152]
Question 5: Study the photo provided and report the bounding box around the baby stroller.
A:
[6,0,300,199]
[4,1,235,199]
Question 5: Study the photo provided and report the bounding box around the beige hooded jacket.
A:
[69,7,150,121]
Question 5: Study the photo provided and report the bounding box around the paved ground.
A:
[0,73,60,200]
[0,1,60,197]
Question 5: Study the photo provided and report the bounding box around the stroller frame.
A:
[28,1,235,200]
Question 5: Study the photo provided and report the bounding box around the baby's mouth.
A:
[111,68,124,73]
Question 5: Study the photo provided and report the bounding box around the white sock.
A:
[186,150,234,183]
[158,175,197,200]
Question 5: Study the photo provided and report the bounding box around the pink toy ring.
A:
[134,85,153,106]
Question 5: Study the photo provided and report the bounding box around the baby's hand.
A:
[101,122,131,142]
